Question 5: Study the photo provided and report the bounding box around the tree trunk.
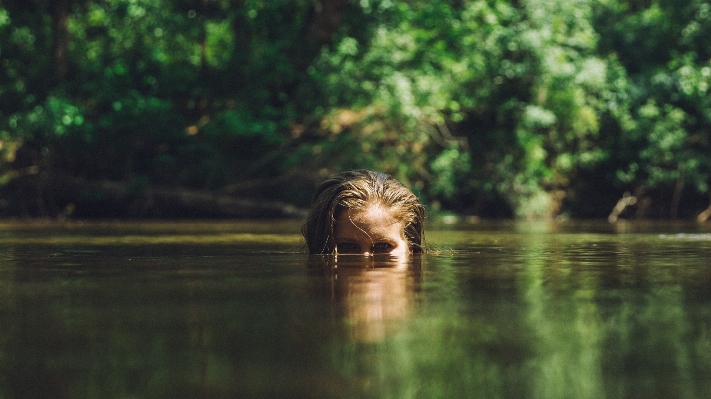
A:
[50,0,71,81]
[670,167,684,220]
[308,0,351,46]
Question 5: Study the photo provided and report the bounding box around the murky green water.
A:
[1,220,710,398]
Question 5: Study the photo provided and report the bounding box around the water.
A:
[1,220,710,398]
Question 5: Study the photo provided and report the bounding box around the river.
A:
[0,219,709,398]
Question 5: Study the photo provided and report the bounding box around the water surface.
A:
[1,220,710,398]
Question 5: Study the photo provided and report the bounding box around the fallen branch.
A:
[608,192,637,223]
[49,175,309,219]
[697,195,711,223]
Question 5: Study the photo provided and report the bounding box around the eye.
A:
[372,242,394,254]
[337,242,361,254]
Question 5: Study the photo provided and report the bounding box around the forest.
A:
[1,0,711,220]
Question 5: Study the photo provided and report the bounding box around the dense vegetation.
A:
[1,0,710,220]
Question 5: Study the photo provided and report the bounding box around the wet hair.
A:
[302,169,425,254]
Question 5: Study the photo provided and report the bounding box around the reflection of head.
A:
[302,170,425,254]
[308,255,423,342]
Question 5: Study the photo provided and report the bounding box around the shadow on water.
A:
[0,220,710,398]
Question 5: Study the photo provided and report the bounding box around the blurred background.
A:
[1,0,710,220]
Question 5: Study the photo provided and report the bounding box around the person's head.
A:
[302,169,425,255]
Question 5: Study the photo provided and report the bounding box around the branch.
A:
[50,175,308,218]
[698,194,711,223]
[608,191,637,223]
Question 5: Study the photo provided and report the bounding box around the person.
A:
[302,169,425,255]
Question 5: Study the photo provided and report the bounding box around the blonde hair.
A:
[302,169,425,254]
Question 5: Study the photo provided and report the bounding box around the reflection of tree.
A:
[518,236,711,399]
[595,239,708,399]
[520,252,605,399]
[1,229,711,398]
[308,255,423,343]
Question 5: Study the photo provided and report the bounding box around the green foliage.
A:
[314,0,616,217]
[0,0,710,218]
[590,1,711,218]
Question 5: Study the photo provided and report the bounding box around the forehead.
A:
[334,204,404,237]
[338,203,399,226]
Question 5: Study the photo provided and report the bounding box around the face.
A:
[333,204,408,256]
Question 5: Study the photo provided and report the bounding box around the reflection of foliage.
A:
[325,232,711,398]
[1,226,711,397]
[0,0,711,218]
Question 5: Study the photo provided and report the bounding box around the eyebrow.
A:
[336,236,395,243]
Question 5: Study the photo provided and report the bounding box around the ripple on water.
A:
[658,233,711,240]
